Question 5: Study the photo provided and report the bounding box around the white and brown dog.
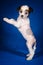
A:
[3,5,36,60]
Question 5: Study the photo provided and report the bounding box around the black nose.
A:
[21,15,23,18]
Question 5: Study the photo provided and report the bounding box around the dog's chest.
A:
[17,18,33,36]
[18,18,30,31]
[20,19,28,26]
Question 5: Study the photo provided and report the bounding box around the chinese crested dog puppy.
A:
[3,5,36,60]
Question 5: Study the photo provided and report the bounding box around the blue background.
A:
[0,0,43,65]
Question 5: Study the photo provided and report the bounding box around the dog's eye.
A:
[20,10,22,13]
[25,12,28,14]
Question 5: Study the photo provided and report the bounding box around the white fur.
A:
[3,5,36,60]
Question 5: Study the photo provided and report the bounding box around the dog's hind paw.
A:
[26,57,32,60]
[26,54,30,56]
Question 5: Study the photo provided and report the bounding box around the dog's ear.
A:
[17,6,21,11]
[29,7,33,13]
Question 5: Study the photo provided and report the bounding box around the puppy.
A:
[3,5,36,60]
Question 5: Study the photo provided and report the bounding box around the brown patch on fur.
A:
[29,7,33,13]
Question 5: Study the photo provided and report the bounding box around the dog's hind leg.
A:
[26,41,35,60]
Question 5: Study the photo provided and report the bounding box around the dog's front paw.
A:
[3,18,13,24]
[3,17,8,21]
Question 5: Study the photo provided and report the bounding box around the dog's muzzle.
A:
[21,15,23,18]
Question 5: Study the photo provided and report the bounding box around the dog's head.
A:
[17,5,33,18]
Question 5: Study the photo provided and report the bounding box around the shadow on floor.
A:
[0,46,26,57]
[34,51,43,59]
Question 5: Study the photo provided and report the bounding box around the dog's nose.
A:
[21,15,23,18]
